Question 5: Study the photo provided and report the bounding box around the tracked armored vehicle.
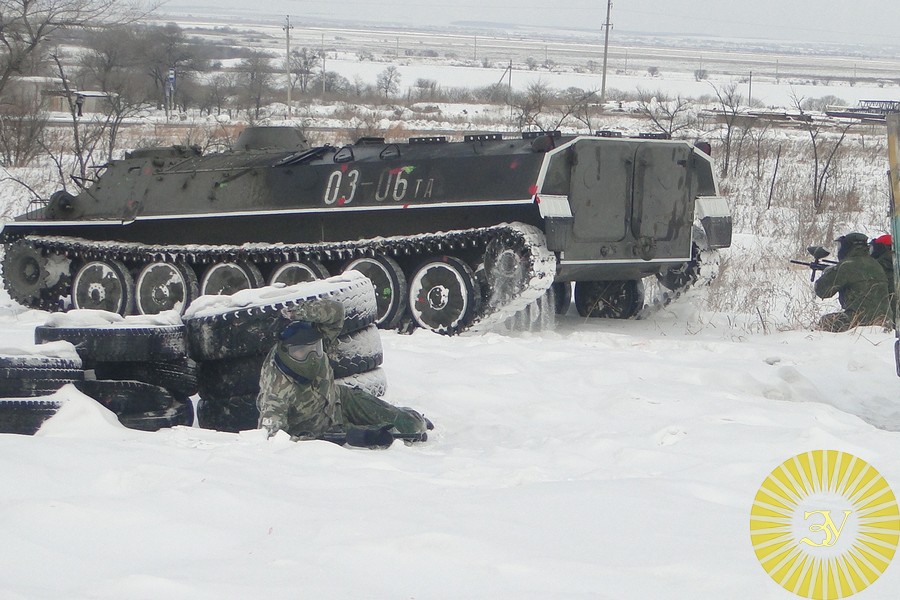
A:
[1,126,731,334]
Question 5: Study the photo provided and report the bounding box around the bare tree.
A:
[707,81,744,177]
[554,87,598,133]
[202,73,236,116]
[290,47,319,95]
[375,66,401,98]
[136,23,196,110]
[636,88,695,137]
[790,92,853,210]
[41,53,111,190]
[412,78,438,102]
[0,98,46,166]
[0,0,157,96]
[78,25,150,160]
[237,50,275,119]
[511,79,554,130]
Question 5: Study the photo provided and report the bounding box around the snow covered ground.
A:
[2,286,900,598]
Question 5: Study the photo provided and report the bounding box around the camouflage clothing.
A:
[814,244,891,332]
[871,242,895,312]
[256,298,427,441]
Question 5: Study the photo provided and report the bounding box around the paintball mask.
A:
[280,320,324,361]
[836,232,868,260]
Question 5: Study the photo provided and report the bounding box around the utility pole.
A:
[321,33,326,98]
[600,0,613,107]
[748,70,753,108]
[283,15,293,117]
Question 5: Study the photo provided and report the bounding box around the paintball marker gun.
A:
[790,246,837,281]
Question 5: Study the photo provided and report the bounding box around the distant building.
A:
[1,76,115,115]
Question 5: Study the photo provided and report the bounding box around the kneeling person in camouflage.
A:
[256,298,430,447]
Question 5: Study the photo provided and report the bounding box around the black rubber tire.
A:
[553,282,572,315]
[34,325,187,364]
[0,365,83,383]
[118,398,194,431]
[196,368,388,433]
[0,398,63,435]
[268,259,330,285]
[199,261,264,296]
[328,324,383,378]
[135,261,200,315]
[197,355,266,398]
[91,358,199,398]
[196,393,259,433]
[71,259,134,316]
[196,326,383,398]
[0,378,79,398]
[184,273,376,361]
[408,256,481,335]
[73,379,192,431]
[336,367,388,397]
[574,280,645,319]
[0,355,81,370]
[343,254,407,329]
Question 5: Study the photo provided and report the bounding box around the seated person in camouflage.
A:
[814,232,891,332]
[256,298,430,447]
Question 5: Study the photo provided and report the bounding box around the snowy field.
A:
[3,15,900,599]
[2,288,900,598]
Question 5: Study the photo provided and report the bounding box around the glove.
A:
[345,424,394,449]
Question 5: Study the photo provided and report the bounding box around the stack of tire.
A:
[0,351,84,434]
[182,272,386,433]
[32,321,196,431]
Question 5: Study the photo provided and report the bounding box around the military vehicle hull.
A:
[1,127,731,334]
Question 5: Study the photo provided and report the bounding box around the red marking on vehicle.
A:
[509,160,519,169]
[142,166,152,176]
[403,204,410,209]
[534,195,541,204]
[338,197,346,206]
[390,167,404,175]
[528,184,538,195]
[341,164,348,172]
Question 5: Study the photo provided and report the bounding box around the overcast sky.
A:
[162,0,899,47]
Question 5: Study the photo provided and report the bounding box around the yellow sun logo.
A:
[750,450,900,599]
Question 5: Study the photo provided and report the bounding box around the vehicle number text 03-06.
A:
[324,168,434,204]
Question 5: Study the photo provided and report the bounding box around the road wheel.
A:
[343,254,407,328]
[135,262,199,315]
[71,259,133,315]
[408,256,481,334]
[268,259,329,285]
[200,261,264,296]
[574,280,645,319]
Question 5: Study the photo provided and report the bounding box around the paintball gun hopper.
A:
[790,245,837,281]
